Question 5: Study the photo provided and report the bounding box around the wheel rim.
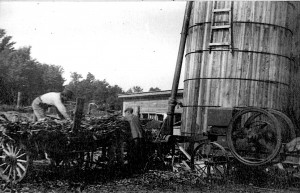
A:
[192,141,228,181]
[227,107,282,166]
[0,143,29,184]
[268,109,296,143]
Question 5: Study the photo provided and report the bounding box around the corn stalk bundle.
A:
[0,115,131,157]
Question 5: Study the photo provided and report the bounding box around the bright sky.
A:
[0,1,186,92]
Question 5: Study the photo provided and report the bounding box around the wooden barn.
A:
[118,89,183,122]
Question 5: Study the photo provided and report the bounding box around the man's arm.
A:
[54,100,70,120]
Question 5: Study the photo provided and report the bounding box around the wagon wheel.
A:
[144,141,172,172]
[144,149,172,172]
[171,145,191,173]
[227,107,282,166]
[192,141,228,182]
[0,142,30,184]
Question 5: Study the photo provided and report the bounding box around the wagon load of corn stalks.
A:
[0,115,131,156]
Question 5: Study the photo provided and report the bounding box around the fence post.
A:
[72,98,85,132]
[17,92,21,109]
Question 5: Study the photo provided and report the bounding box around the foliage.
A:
[149,87,161,92]
[0,29,65,106]
[0,29,157,110]
[126,86,143,94]
[66,72,124,110]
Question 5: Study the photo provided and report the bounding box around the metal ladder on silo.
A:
[209,1,234,53]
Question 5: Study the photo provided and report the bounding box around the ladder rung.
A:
[213,8,231,13]
[209,42,230,47]
[211,25,230,30]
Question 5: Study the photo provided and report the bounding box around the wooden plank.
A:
[209,42,230,46]
[211,25,230,30]
[202,1,215,131]
[221,44,231,107]
[184,2,207,134]
[195,1,212,134]
[213,8,231,13]
[249,6,256,107]
[236,5,247,107]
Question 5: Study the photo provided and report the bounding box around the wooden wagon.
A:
[0,115,131,185]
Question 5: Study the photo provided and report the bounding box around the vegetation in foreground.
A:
[0,160,299,193]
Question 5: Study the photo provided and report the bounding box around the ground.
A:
[1,162,300,193]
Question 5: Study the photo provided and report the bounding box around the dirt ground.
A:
[1,162,299,193]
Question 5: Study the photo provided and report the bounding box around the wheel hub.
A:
[4,154,17,166]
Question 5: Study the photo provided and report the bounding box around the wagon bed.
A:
[0,116,131,185]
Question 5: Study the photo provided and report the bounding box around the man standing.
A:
[32,88,73,121]
[122,107,144,174]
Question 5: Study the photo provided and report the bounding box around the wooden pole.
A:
[72,98,85,132]
[136,106,140,117]
[166,1,193,135]
[17,92,21,109]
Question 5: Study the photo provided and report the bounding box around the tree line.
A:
[0,29,161,110]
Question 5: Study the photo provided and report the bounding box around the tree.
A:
[106,85,124,110]
[86,72,95,83]
[126,88,133,94]
[1,47,33,104]
[40,64,65,93]
[67,72,83,97]
[0,29,66,105]
[149,87,161,92]
[133,86,143,93]
[126,86,143,93]
[65,72,124,111]
[0,29,127,108]
[0,29,16,104]
[0,29,15,52]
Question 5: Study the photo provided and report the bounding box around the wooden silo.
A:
[182,1,300,134]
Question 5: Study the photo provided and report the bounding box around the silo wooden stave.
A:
[182,1,297,134]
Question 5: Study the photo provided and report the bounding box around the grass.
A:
[0,104,32,113]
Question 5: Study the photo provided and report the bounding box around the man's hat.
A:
[124,107,133,113]
[62,88,74,99]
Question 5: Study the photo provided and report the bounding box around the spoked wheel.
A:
[227,107,282,166]
[0,142,30,184]
[143,141,173,172]
[192,141,228,182]
[171,145,192,173]
[144,150,171,172]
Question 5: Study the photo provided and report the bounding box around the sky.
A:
[0,1,187,92]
